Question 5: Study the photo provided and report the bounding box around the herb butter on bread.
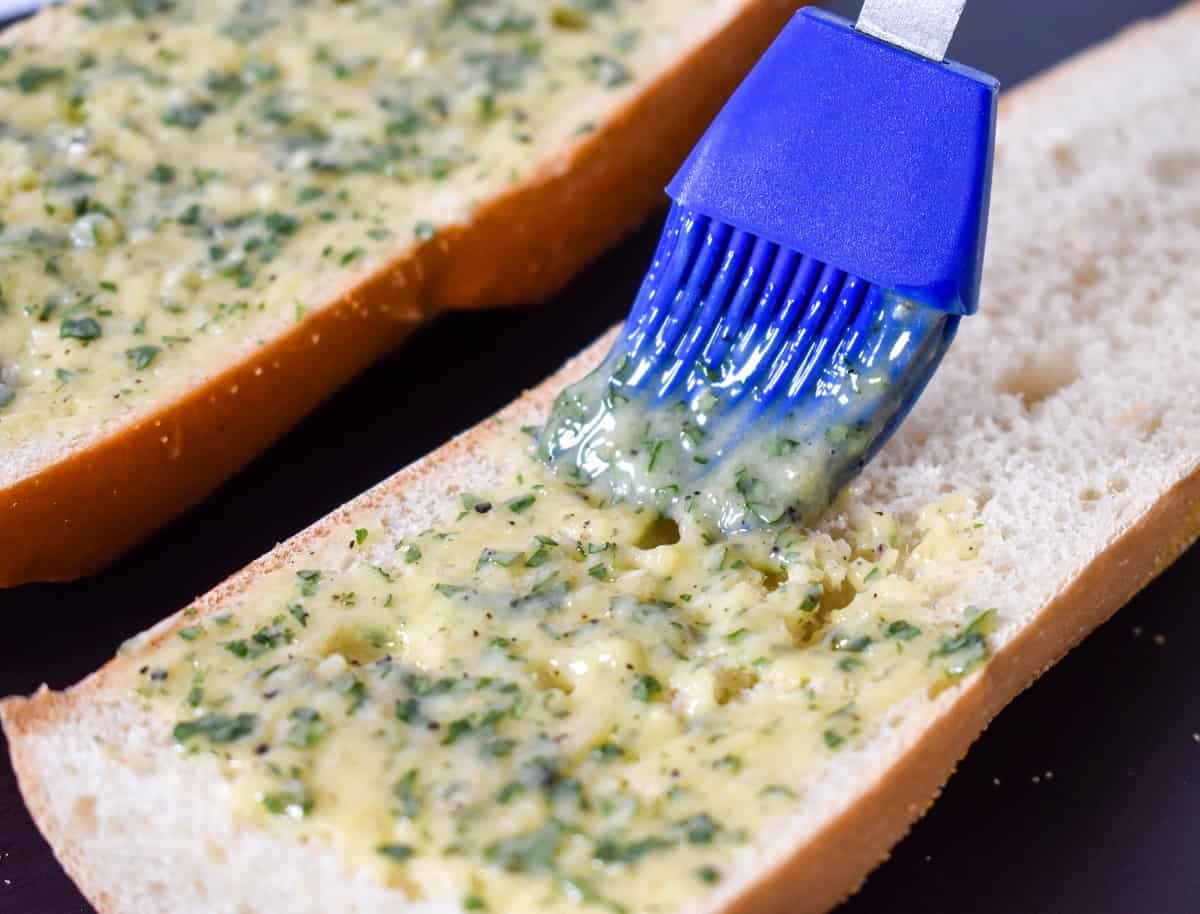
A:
[123,430,986,914]
[0,0,792,585]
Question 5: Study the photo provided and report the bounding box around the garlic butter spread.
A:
[540,291,957,533]
[133,431,991,913]
[0,0,689,447]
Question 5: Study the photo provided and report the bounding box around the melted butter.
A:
[540,293,957,532]
[132,430,990,914]
[0,0,694,449]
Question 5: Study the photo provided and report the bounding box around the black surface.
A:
[1,1,1196,911]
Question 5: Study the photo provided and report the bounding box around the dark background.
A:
[2,0,1196,911]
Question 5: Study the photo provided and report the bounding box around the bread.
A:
[0,0,793,587]
[5,2,1200,912]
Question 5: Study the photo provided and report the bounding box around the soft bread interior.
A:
[5,3,1200,914]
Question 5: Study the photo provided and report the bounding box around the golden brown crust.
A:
[0,0,795,586]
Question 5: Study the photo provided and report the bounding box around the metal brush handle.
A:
[857,0,967,62]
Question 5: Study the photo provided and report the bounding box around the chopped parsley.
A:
[296,570,321,597]
[632,674,662,702]
[16,65,65,94]
[126,345,160,370]
[505,494,536,513]
[173,712,256,744]
[60,316,102,341]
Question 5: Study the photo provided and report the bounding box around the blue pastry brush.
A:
[540,2,998,532]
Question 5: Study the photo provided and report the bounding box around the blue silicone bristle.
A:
[540,7,997,531]
[614,202,959,466]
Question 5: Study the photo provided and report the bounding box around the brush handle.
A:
[0,0,43,21]
[856,0,967,62]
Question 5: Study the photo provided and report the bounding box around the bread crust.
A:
[0,0,795,586]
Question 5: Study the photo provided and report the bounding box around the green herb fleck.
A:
[524,546,551,567]
[395,697,422,725]
[60,317,102,341]
[376,844,414,863]
[587,562,611,581]
[485,820,565,873]
[284,707,328,749]
[592,742,625,762]
[126,345,160,370]
[594,834,673,864]
[394,768,421,818]
[296,569,321,596]
[262,783,313,817]
[288,603,309,627]
[931,607,998,678]
[162,100,216,129]
[17,66,65,94]
[632,674,662,702]
[715,754,742,773]
[580,54,630,88]
[173,712,256,744]
[680,812,720,844]
[831,633,872,653]
[506,494,536,513]
[885,620,922,641]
